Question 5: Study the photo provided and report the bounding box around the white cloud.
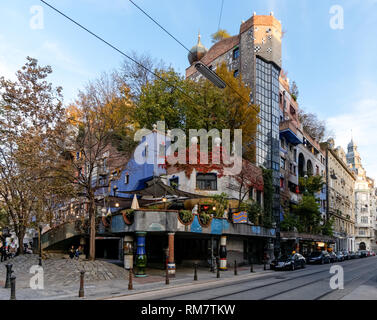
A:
[327,98,377,181]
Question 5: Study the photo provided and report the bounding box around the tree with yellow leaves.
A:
[60,72,137,260]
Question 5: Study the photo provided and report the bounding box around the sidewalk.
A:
[0,260,273,300]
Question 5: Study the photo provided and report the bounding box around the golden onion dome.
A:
[188,33,208,65]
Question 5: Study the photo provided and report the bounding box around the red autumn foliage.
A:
[162,144,263,191]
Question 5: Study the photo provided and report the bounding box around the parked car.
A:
[329,251,338,263]
[270,253,306,271]
[355,251,362,258]
[335,252,344,262]
[357,250,368,258]
[370,251,376,256]
[307,251,331,264]
[366,251,371,257]
[342,251,350,260]
[349,251,356,259]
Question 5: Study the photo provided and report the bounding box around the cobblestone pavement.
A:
[0,254,131,289]
[0,254,271,300]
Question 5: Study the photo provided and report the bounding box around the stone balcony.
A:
[280,120,302,146]
[100,210,276,238]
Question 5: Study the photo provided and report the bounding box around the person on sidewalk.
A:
[69,245,75,259]
[75,246,83,260]
[9,239,17,258]
[0,241,6,262]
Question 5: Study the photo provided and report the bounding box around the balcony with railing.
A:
[280,120,302,146]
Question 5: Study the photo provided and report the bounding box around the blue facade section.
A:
[94,131,169,211]
[191,215,203,233]
[211,218,223,235]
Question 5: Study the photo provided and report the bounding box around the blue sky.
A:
[1,0,377,179]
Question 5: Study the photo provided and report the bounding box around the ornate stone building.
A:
[186,12,282,256]
[346,139,377,251]
[324,139,356,251]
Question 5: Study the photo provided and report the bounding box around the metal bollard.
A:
[10,275,16,300]
[194,263,198,281]
[79,271,85,298]
[39,257,42,267]
[128,268,133,290]
[250,262,254,273]
[264,260,267,271]
[234,260,238,276]
[5,263,13,288]
[165,263,170,285]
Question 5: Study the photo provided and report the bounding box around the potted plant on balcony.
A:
[122,209,135,225]
[101,215,111,228]
[198,212,212,228]
[178,210,194,226]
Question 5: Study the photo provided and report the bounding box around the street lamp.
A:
[194,62,226,89]
[162,196,167,210]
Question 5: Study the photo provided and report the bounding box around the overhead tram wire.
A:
[127,0,260,112]
[39,0,199,108]
[217,0,225,31]
[40,0,264,147]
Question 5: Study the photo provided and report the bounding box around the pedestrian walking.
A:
[0,241,6,262]
[75,246,82,260]
[9,239,16,258]
[69,245,75,259]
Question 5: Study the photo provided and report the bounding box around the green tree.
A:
[299,175,324,196]
[135,68,188,130]
[0,57,70,254]
[134,62,260,162]
[62,72,137,261]
[321,217,335,236]
[280,211,299,232]
[212,193,229,218]
[292,195,322,234]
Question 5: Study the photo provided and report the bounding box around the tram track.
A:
[158,257,377,300]
[159,267,329,300]
[213,257,377,300]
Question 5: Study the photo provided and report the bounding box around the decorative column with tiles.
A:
[135,232,147,277]
[167,233,176,277]
[219,235,227,270]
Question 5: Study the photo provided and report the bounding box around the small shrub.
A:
[179,210,193,224]
[199,213,211,226]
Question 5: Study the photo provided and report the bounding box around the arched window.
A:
[298,153,305,177]
[307,160,313,176]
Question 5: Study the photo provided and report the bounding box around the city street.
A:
[108,257,377,300]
